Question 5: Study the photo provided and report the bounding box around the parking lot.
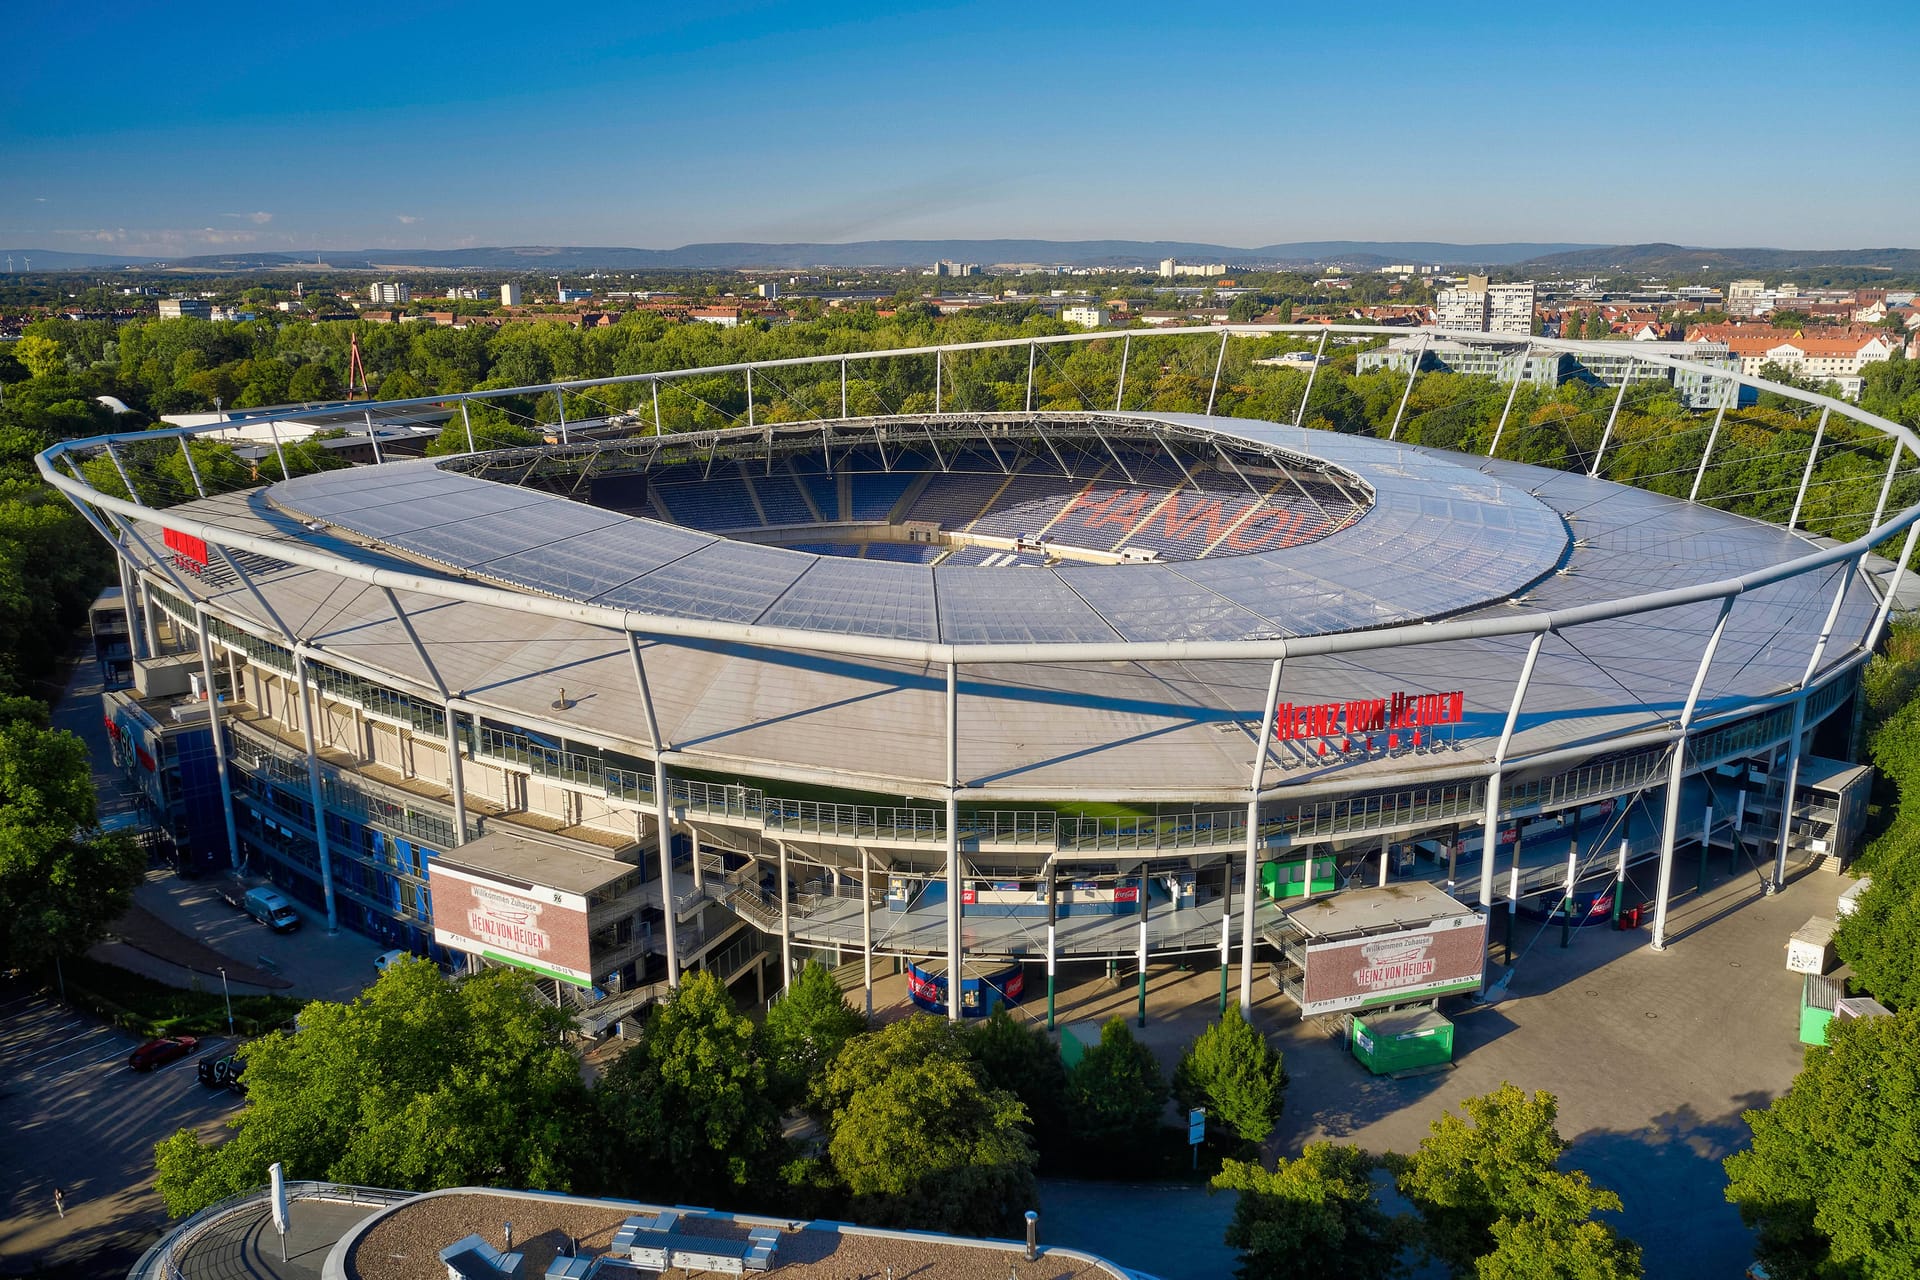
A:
[0,988,244,1277]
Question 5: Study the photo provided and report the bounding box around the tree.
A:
[814,1011,970,1122]
[154,960,586,1215]
[595,970,781,1204]
[1390,1083,1625,1276]
[965,1005,1067,1152]
[1065,1016,1168,1159]
[1475,1213,1642,1280]
[1174,1004,1289,1146]
[1724,1008,1920,1280]
[762,959,865,1111]
[0,697,144,969]
[827,1038,1036,1236]
[1214,1144,1407,1280]
[15,334,64,379]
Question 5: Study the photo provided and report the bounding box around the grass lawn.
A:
[58,954,305,1037]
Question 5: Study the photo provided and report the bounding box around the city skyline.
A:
[4,1,1916,257]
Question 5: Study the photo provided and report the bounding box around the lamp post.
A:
[218,966,233,1036]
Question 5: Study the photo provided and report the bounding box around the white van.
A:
[243,887,301,933]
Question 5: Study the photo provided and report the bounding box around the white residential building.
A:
[500,282,523,306]
[1061,304,1110,328]
[1433,275,1536,335]
[368,281,411,305]
[1158,258,1230,278]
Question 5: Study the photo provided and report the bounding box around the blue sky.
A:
[3,1,1915,255]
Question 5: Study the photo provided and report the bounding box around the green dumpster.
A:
[1800,974,1844,1045]
[1351,1007,1454,1075]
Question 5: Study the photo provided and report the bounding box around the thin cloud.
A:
[220,211,274,225]
[396,214,421,225]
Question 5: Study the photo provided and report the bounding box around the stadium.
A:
[43,326,1920,1028]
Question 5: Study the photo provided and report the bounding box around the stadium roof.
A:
[130,412,1879,802]
[268,415,1575,645]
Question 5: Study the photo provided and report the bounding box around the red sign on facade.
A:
[1275,690,1464,743]
[162,527,210,566]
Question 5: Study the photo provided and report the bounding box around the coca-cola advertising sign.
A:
[1299,916,1486,1016]
[429,862,593,988]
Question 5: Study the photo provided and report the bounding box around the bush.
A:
[1065,1016,1168,1160]
[1174,1004,1289,1147]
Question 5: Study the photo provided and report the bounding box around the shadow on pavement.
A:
[1566,1098,1768,1280]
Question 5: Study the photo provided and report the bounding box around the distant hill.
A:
[0,248,161,269]
[1515,242,1920,276]
[5,239,1915,276]
[91,240,1607,273]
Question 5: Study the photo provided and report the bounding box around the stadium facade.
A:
[43,327,1918,1024]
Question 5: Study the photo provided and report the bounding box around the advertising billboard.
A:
[1299,915,1486,1016]
[429,862,593,988]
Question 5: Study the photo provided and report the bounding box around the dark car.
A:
[197,1050,247,1092]
[128,1035,198,1072]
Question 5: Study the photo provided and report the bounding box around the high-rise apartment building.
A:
[1434,275,1536,335]
[368,281,411,305]
[500,282,523,306]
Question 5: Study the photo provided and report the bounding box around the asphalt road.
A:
[0,986,245,1277]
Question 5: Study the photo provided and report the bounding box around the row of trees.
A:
[155,959,1291,1239]
[1720,610,1920,1280]
[1217,1084,1642,1280]
[14,308,1914,546]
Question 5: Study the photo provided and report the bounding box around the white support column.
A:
[933,350,942,413]
[177,437,206,498]
[1589,368,1633,478]
[1689,396,1731,503]
[1389,337,1427,441]
[1865,520,1920,653]
[1771,701,1806,894]
[945,660,962,1022]
[1114,333,1132,411]
[363,411,385,465]
[745,368,755,429]
[839,360,848,419]
[861,852,873,1022]
[1650,595,1736,950]
[652,379,663,435]
[194,608,241,870]
[1239,658,1284,1013]
[690,827,702,890]
[1295,330,1329,428]
[1769,556,1862,891]
[555,390,570,445]
[444,710,468,845]
[118,555,149,662]
[1871,441,1904,531]
[461,400,476,454]
[1788,408,1829,531]
[1025,342,1037,413]
[1480,633,1547,908]
[267,417,291,481]
[778,840,792,988]
[1205,329,1230,416]
[292,654,338,931]
[1486,343,1531,458]
[626,634,679,986]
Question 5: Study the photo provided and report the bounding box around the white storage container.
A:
[1786,916,1837,975]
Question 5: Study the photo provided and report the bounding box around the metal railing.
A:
[130,1180,412,1280]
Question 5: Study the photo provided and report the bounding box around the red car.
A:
[127,1036,198,1072]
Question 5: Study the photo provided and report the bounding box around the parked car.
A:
[128,1035,198,1072]
[374,949,410,974]
[243,887,301,933]
[197,1050,247,1093]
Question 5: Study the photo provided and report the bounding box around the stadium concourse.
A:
[41,327,1918,1030]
